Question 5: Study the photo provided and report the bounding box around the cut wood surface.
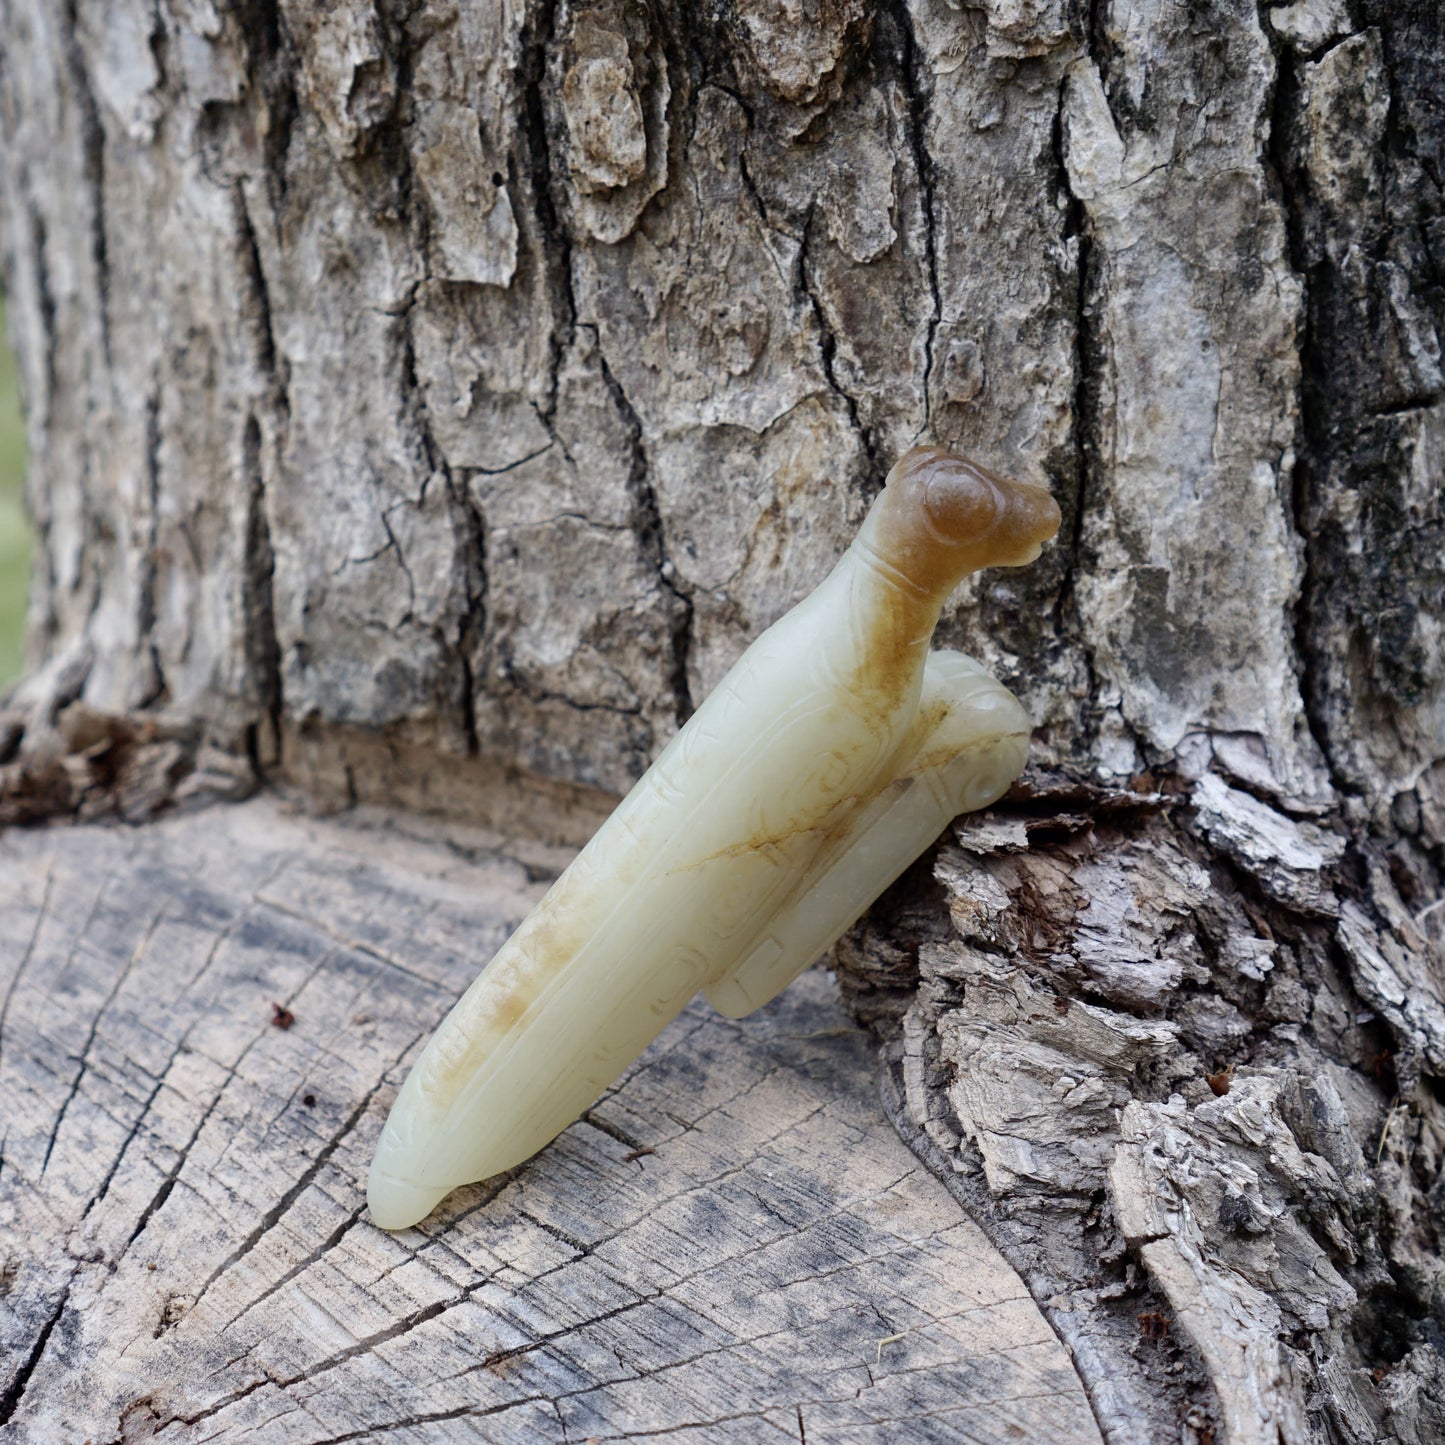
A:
[0,796,1101,1444]
[3,6,1441,1435]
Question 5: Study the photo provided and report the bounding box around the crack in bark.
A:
[21,198,58,431]
[397,311,489,760]
[797,204,882,486]
[134,390,167,710]
[730,126,885,493]
[451,477,487,758]
[1263,10,1445,821]
[352,18,490,769]
[234,189,281,384]
[590,327,696,728]
[1051,89,1091,583]
[233,0,297,205]
[889,1,941,440]
[236,188,287,770]
[60,0,110,372]
[521,0,576,427]
[1047,14,1115,776]
[697,49,882,489]
[1257,9,1347,797]
[519,5,697,734]
[501,667,648,719]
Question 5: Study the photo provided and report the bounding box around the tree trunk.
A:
[1,2,1442,1442]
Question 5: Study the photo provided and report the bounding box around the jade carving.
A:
[368,445,1061,1229]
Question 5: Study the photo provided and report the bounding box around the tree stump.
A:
[1,796,1101,1443]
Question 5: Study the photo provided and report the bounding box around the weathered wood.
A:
[0,796,1102,1443]
[840,771,1445,1445]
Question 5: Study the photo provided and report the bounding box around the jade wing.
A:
[368,446,1060,1229]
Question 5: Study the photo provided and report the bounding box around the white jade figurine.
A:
[368,446,1061,1229]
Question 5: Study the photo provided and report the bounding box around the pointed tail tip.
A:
[367,1174,450,1232]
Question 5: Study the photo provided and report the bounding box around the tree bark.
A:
[1,1,1442,1442]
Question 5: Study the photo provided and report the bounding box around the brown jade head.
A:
[865,445,1062,601]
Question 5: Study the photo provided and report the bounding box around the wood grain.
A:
[0,797,1101,1444]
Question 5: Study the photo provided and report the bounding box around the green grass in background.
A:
[0,301,31,687]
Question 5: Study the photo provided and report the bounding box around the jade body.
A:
[368,447,1060,1230]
